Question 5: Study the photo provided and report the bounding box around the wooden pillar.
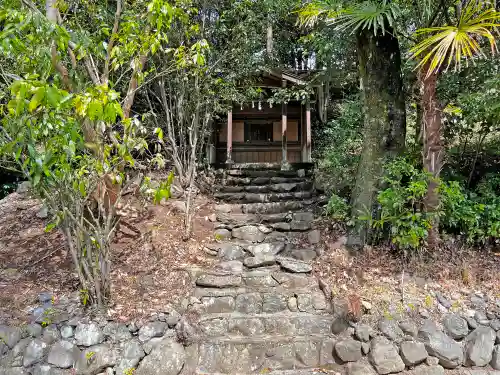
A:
[281,79,288,168]
[206,119,216,164]
[306,99,312,162]
[226,109,233,164]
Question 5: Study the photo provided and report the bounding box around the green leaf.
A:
[88,101,103,121]
[28,86,45,112]
[46,86,61,108]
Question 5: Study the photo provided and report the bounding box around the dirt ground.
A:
[0,191,216,324]
[1,191,500,325]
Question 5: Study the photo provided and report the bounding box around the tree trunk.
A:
[347,27,406,250]
[420,66,443,248]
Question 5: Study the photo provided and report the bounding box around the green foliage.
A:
[315,97,363,196]
[441,175,500,244]
[362,158,434,249]
[299,0,401,35]
[410,1,500,75]
[325,194,349,220]
[360,158,500,249]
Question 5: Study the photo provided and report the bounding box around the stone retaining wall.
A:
[2,286,500,375]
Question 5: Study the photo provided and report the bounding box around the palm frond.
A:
[297,1,343,28]
[298,0,401,36]
[334,1,401,36]
[410,1,500,76]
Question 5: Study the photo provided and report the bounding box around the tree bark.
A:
[420,65,443,248]
[347,26,406,250]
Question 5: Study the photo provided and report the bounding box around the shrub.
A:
[361,158,435,250]
[361,158,500,250]
[325,193,349,221]
[314,96,363,196]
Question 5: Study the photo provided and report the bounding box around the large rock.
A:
[405,365,445,375]
[47,340,80,369]
[400,341,428,366]
[31,364,68,375]
[115,339,146,375]
[379,319,404,342]
[492,345,500,370]
[399,320,418,337]
[276,257,312,273]
[214,228,231,240]
[289,248,318,262]
[418,321,463,368]
[232,225,266,242]
[102,322,132,342]
[217,243,246,261]
[215,260,244,273]
[75,344,120,375]
[355,325,372,342]
[465,326,496,366]
[247,242,285,257]
[443,314,469,339]
[196,274,241,288]
[262,294,288,313]
[74,323,104,347]
[0,326,22,349]
[201,296,235,313]
[243,255,276,268]
[307,230,321,245]
[42,325,61,345]
[23,339,48,367]
[235,293,262,314]
[0,368,28,375]
[26,324,43,338]
[335,339,362,362]
[347,359,377,375]
[138,322,167,343]
[135,339,185,375]
[369,337,405,374]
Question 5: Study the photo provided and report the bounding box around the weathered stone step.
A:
[215,211,314,228]
[217,181,313,193]
[224,176,309,186]
[214,191,314,204]
[215,201,317,215]
[226,169,307,178]
[193,335,337,373]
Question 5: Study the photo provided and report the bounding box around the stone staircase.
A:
[182,164,337,374]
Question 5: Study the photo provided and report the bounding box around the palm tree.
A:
[299,0,407,250]
[409,0,500,247]
[301,0,500,249]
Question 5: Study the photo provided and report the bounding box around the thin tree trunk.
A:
[347,26,406,250]
[420,65,443,248]
[266,21,273,57]
[123,54,148,119]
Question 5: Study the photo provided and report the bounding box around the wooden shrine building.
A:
[209,70,315,168]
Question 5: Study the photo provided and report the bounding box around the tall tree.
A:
[300,0,407,249]
[409,0,500,247]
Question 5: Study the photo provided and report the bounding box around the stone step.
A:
[217,181,313,193]
[214,191,314,204]
[224,176,309,186]
[192,335,337,373]
[215,201,317,215]
[193,273,320,298]
[191,370,322,375]
[215,211,314,228]
[226,169,307,178]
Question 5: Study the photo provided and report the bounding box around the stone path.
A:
[183,164,336,373]
[3,164,500,375]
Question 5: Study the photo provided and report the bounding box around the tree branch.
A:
[102,0,123,84]
[122,54,148,119]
